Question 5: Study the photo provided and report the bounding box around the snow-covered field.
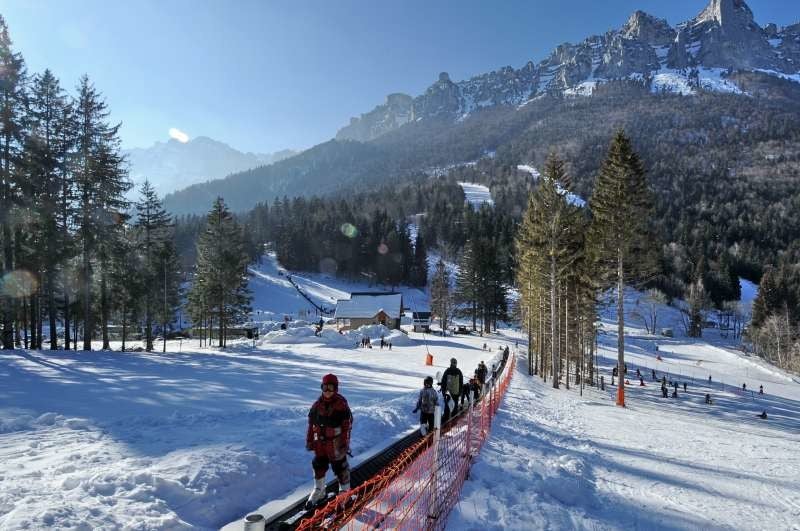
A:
[450,294,800,530]
[459,182,494,208]
[1,259,798,530]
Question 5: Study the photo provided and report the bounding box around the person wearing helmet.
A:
[439,358,463,422]
[412,376,439,435]
[305,373,353,509]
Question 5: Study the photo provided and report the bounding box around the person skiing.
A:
[469,373,481,402]
[758,410,768,419]
[306,374,353,509]
[705,393,713,404]
[759,385,763,395]
[413,376,439,435]
[440,358,464,421]
[476,361,488,392]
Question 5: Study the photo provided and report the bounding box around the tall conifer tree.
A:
[588,130,655,406]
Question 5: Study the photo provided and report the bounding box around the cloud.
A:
[168,128,190,143]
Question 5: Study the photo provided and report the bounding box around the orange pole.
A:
[617,381,625,407]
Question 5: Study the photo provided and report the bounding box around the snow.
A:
[2,259,799,530]
[517,164,586,207]
[449,290,800,530]
[739,277,758,311]
[458,182,494,208]
[564,81,597,97]
[755,68,800,85]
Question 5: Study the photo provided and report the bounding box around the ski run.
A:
[1,255,798,530]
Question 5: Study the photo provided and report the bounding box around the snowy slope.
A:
[459,182,494,209]
[449,293,800,531]
[1,261,798,530]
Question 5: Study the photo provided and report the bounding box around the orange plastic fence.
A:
[298,355,516,530]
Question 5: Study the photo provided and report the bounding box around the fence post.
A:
[428,404,442,522]
[466,395,473,457]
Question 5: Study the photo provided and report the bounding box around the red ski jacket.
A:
[306,393,353,451]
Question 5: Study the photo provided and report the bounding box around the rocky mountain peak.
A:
[694,0,754,28]
[335,0,798,143]
[622,10,675,46]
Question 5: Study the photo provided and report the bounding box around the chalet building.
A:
[411,311,431,332]
[334,292,403,330]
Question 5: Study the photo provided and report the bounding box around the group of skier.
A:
[303,353,505,510]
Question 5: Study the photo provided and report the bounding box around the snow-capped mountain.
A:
[124,136,298,197]
[337,0,800,142]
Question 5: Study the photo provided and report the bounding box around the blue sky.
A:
[3,1,797,153]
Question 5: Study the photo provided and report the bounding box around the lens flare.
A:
[340,223,358,238]
[1,270,38,299]
[319,257,338,275]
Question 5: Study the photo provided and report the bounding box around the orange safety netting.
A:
[298,355,516,530]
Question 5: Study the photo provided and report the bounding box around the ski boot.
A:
[338,482,358,504]
[305,477,325,510]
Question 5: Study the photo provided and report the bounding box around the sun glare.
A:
[168,127,190,143]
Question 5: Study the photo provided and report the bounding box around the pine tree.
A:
[135,180,174,351]
[0,16,27,349]
[411,233,428,287]
[429,258,452,333]
[588,130,656,406]
[26,69,71,350]
[74,75,129,350]
[188,197,251,348]
[455,240,480,331]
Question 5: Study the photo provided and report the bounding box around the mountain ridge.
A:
[337,0,800,142]
[124,136,298,197]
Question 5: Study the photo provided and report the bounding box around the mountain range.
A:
[124,136,297,198]
[162,0,800,216]
[337,0,800,142]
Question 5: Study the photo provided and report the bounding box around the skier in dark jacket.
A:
[440,358,464,421]
[476,361,488,391]
[306,374,353,508]
[413,376,439,435]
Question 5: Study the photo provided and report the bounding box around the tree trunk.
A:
[617,250,625,407]
[47,272,58,350]
[64,292,71,350]
[82,237,92,351]
[551,257,558,389]
[565,288,570,390]
[121,301,127,352]
[101,261,110,350]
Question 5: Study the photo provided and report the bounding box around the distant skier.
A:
[305,374,353,509]
[683,382,687,392]
[758,410,768,419]
[759,385,763,395]
[469,374,481,402]
[476,361,488,391]
[742,383,747,392]
[440,358,464,421]
[413,376,439,435]
[705,393,713,404]
[652,369,656,380]
[708,375,712,384]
